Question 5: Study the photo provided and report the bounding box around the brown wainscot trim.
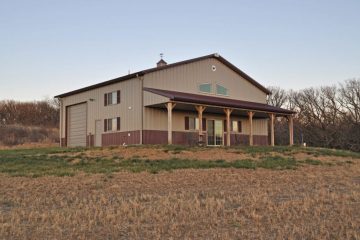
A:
[102,130,140,146]
[253,135,268,146]
[142,130,198,146]
[61,138,67,147]
[225,133,268,146]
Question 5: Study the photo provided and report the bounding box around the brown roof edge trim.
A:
[54,72,145,98]
[55,53,270,98]
[215,56,271,95]
[143,87,295,115]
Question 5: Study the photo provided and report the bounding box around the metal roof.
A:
[144,87,295,115]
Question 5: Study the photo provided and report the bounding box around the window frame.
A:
[185,116,200,131]
[215,84,229,96]
[198,83,213,94]
[104,117,120,132]
[105,90,121,106]
[231,120,238,132]
[188,116,199,131]
[231,120,242,133]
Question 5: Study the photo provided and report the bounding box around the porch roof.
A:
[143,87,295,115]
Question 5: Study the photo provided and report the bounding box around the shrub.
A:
[0,125,59,146]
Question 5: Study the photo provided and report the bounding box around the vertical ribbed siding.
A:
[59,57,269,143]
[60,78,142,140]
[143,58,267,106]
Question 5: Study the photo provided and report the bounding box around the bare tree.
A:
[267,86,287,108]
[338,79,360,124]
[267,79,360,151]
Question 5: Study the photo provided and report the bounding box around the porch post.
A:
[59,99,63,147]
[248,111,254,146]
[269,113,275,146]
[195,105,206,143]
[224,108,233,146]
[166,102,176,144]
[288,115,294,146]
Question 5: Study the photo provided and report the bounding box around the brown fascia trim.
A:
[143,87,295,115]
[54,53,271,98]
[54,72,145,98]
[214,55,271,94]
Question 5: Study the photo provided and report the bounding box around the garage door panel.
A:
[67,103,87,147]
[69,114,86,119]
[69,115,86,121]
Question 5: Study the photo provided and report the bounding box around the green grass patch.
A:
[232,145,360,159]
[117,158,235,173]
[301,148,360,158]
[0,147,260,177]
[0,148,121,177]
[236,146,297,155]
[258,155,298,170]
[0,146,356,177]
[298,158,322,166]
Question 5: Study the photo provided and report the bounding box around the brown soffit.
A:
[54,53,271,98]
[143,87,296,115]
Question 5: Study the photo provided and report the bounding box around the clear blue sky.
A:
[1,0,359,101]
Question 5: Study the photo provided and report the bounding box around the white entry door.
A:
[95,120,102,147]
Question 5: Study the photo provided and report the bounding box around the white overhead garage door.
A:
[67,103,87,147]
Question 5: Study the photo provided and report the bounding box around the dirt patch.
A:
[53,146,257,161]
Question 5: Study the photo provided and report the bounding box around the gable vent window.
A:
[104,90,121,106]
[198,83,212,94]
[216,84,228,96]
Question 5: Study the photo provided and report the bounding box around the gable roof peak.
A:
[55,53,270,98]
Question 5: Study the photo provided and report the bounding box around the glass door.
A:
[207,120,223,146]
[215,120,223,145]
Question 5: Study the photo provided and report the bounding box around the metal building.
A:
[55,54,295,147]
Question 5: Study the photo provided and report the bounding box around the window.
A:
[216,84,228,96]
[104,117,120,132]
[232,121,238,132]
[185,116,199,130]
[190,117,199,130]
[104,90,120,106]
[231,120,242,133]
[199,83,212,94]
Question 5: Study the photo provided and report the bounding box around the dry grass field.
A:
[0,145,359,239]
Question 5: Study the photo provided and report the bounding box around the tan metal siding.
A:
[60,78,142,142]
[67,103,87,147]
[240,117,268,135]
[144,91,169,106]
[143,58,267,106]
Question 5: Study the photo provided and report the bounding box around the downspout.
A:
[137,73,144,144]
[141,76,144,145]
[59,98,62,147]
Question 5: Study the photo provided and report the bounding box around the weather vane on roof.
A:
[160,53,164,59]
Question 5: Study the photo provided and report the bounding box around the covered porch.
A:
[144,88,295,147]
